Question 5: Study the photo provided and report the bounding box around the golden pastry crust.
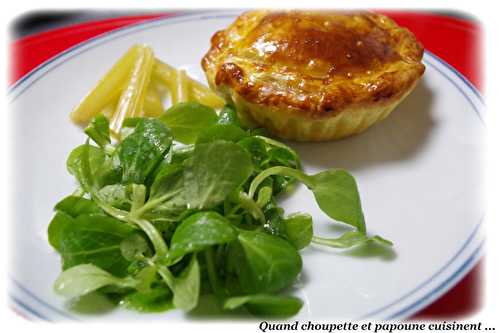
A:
[202,10,425,141]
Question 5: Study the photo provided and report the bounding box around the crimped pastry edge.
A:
[215,79,420,142]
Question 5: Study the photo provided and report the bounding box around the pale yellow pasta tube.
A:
[101,99,118,120]
[143,84,164,117]
[110,46,155,134]
[70,45,141,125]
[153,59,179,105]
[150,76,169,102]
[179,69,190,103]
[187,76,225,109]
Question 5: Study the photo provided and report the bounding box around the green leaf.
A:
[238,136,300,196]
[224,294,303,317]
[196,124,248,144]
[145,199,187,222]
[54,195,103,218]
[67,140,121,191]
[58,214,137,277]
[54,264,138,299]
[67,144,103,177]
[268,148,300,175]
[172,255,200,311]
[149,164,184,199]
[84,115,111,148]
[122,117,142,128]
[120,233,151,261]
[308,170,366,233]
[262,203,286,237]
[97,184,133,210]
[217,105,241,127]
[249,167,367,233]
[254,135,300,169]
[238,136,268,167]
[169,144,194,165]
[122,286,173,313]
[66,143,105,190]
[118,118,172,184]
[236,192,266,224]
[127,217,169,259]
[184,141,253,209]
[48,211,74,252]
[160,102,218,144]
[133,265,158,292]
[233,229,302,293]
[119,117,142,141]
[256,186,272,208]
[133,164,185,224]
[131,184,146,213]
[284,213,313,250]
[167,212,237,262]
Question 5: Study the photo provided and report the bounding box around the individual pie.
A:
[202,10,425,141]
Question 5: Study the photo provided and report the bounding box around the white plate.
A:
[8,11,485,321]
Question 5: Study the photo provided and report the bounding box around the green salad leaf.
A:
[307,169,366,233]
[54,214,137,276]
[233,229,302,293]
[217,105,241,127]
[118,118,172,184]
[167,212,237,262]
[248,166,367,233]
[84,114,111,148]
[48,211,74,252]
[120,233,151,261]
[196,123,248,144]
[97,184,133,210]
[66,143,106,190]
[54,264,138,298]
[284,213,313,250]
[160,102,218,144]
[171,255,200,311]
[184,141,253,209]
[54,195,103,217]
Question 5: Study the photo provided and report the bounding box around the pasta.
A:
[70,44,226,136]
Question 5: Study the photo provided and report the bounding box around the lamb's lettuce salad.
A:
[48,102,392,317]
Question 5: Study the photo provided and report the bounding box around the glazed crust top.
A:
[202,11,425,117]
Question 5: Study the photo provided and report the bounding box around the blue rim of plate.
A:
[8,11,485,321]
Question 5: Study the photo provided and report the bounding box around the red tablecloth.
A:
[9,11,484,319]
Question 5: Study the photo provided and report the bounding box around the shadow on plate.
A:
[67,292,117,314]
[185,295,254,321]
[340,241,397,261]
[325,222,356,234]
[66,292,253,320]
[289,80,435,171]
[310,241,397,262]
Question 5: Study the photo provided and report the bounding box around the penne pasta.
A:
[70,45,141,125]
[187,76,225,109]
[70,46,227,135]
[153,59,179,105]
[143,84,164,117]
[179,69,190,103]
[110,46,155,134]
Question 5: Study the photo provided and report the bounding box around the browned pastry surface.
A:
[203,10,424,117]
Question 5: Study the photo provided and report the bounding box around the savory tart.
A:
[202,10,425,141]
